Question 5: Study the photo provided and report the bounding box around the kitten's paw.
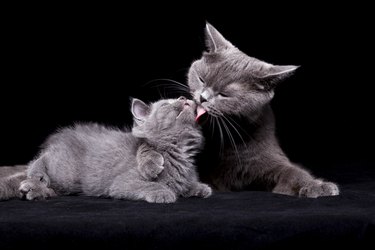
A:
[145,190,176,203]
[140,164,164,180]
[299,180,339,198]
[19,180,56,201]
[184,183,212,198]
[138,153,165,180]
[192,183,212,198]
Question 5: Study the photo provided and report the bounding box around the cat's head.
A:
[188,23,298,120]
[131,97,200,141]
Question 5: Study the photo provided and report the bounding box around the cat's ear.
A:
[205,22,234,52]
[131,98,150,122]
[258,65,299,90]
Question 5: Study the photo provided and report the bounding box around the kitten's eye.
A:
[218,93,229,98]
[198,77,205,83]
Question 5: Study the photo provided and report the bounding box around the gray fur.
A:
[0,165,27,178]
[12,97,211,203]
[0,165,27,200]
[188,23,339,198]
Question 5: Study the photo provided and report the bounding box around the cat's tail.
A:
[0,165,27,200]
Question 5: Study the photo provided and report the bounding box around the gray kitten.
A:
[1,97,211,203]
[188,23,339,198]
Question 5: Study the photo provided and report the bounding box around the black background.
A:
[1,3,373,170]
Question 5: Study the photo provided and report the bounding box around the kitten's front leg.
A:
[109,173,177,203]
[136,143,164,180]
[19,156,57,200]
[19,176,57,200]
[184,182,212,198]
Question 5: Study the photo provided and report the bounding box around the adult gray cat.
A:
[189,23,339,198]
[1,97,211,203]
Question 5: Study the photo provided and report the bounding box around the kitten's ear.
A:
[259,65,299,90]
[205,22,234,52]
[131,98,150,122]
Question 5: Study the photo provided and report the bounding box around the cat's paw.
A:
[19,180,56,201]
[190,183,213,198]
[145,189,177,203]
[299,180,339,198]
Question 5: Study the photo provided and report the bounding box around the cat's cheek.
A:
[201,101,211,110]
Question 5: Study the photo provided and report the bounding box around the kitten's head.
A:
[188,23,298,120]
[131,97,200,142]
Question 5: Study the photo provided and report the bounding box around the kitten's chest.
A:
[158,151,195,194]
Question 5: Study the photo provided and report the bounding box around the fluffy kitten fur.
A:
[188,23,339,198]
[1,97,211,203]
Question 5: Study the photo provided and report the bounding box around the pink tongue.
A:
[195,106,207,122]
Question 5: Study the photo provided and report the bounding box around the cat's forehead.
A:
[196,51,271,90]
[200,49,268,74]
[204,61,252,89]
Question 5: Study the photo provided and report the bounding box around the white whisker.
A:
[219,117,242,168]
[214,116,225,157]
[142,79,191,98]
[210,115,215,139]
[144,78,189,90]
[221,115,247,147]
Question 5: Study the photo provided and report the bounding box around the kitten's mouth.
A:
[195,106,207,122]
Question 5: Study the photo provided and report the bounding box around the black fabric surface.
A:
[1,164,374,250]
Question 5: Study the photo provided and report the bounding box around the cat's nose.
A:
[200,94,207,103]
[178,96,187,101]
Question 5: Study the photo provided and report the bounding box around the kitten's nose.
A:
[200,94,207,103]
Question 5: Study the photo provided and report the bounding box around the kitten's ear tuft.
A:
[205,22,234,53]
[259,65,299,90]
[131,98,150,122]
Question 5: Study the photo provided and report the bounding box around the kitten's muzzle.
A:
[175,97,197,122]
[177,96,196,109]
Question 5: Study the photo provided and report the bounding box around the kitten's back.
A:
[40,123,138,195]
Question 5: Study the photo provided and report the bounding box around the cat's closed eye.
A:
[218,92,229,98]
[198,77,205,84]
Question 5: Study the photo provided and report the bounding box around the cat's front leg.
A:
[136,143,164,180]
[184,182,212,198]
[272,164,339,198]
